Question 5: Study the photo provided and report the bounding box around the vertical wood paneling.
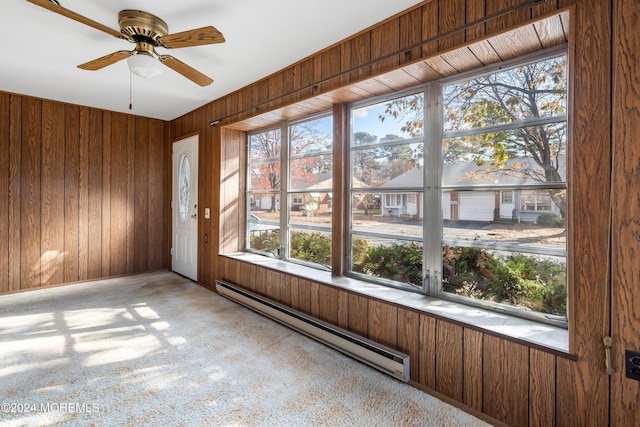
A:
[21,97,41,289]
[77,106,89,280]
[336,289,349,330]
[126,116,135,273]
[371,19,400,75]
[397,308,420,382]
[0,92,167,295]
[134,116,148,272]
[64,105,79,283]
[8,95,21,292]
[483,335,529,427]
[557,0,611,425]
[439,0,466,50]
[110,112,128,276]
[529,348,556,426]
[419,314,437,389]
[350,32,371,82]
[368,299,397,348]
[348,293,368,337]
[611,0,640,424]
[0,94,9,293]
[435,321,463,401]
[463,328,484,411]
[87,108,103,279]
[399,7,423,64]
[466,0,486,43]
[40,100,65,286]
[101,111,111,276]
[317,285,338,325]
[148,119,164,270]
[297,278,311,314]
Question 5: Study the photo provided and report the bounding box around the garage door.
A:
[459,191,494,221]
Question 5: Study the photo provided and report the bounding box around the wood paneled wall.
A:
[168,0,635,425]
[0,92,170,294]
[611,0,640,425]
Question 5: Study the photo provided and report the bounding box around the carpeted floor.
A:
[0,271,490,426]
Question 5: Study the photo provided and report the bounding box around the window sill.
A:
[222,252,570,355]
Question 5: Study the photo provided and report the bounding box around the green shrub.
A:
[289,231,332,265]
[443,245,566,316]
[355,242,423,286]
[536,213,565,227]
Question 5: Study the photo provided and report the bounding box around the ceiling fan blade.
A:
[158,26,225,49]
[78,50,133,71]
[159,55,213,86]
[27,0,124,39]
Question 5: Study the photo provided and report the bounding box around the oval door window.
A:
[179,154,191,223]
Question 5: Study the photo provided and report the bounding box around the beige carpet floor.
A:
[0,271,490,427]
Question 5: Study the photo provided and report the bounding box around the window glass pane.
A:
[353,93,424,141]
[442,55,567,133]
[352,143,423,187]
[288,228,332,266]
[442,123,567,186]
[290,116,333,154]
[351,236,423,288]
[290,155,332,191]
[441,53,568,320]
[443,245,566,317]
[351,191,424,238]
[249,129,281,192]
[289,193,332,227]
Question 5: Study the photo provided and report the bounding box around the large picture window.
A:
[245,48,568,326]
[347,50,568,325]
[247,114,333,268]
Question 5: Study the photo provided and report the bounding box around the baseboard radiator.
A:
[215,279,410,382]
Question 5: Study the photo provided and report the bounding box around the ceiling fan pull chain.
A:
[129,72,133,111]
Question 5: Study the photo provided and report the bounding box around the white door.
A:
[172,136,198,280]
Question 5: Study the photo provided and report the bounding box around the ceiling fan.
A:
[27,0,225,86]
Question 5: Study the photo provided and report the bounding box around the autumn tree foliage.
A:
[380,54,568,217]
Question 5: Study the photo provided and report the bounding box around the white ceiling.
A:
[0,0,423,121]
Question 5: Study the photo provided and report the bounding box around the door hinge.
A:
[604,336,614,375]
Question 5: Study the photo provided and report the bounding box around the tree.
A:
[250,120,332,212]
[250,129,281,212]
[381,54,568,217]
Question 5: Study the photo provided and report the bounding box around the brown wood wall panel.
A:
[419,314,437,389]
[78,106,90,280]
[529,348,556,426]
[21,97,41,289]
[87,108,103,279]
[435,321,463,401]
[110,113,128,276]
[348,293,368,337]
[0,94,9,294]
[611,0,640,424]
[101,111,112,276]
[0,93,169,295]
[556,0,611,425]
[134,116,148,273]
[397,308,420,382]
[40,100,65,286]
[8,95,21,293]
[483,335,529,426]
[463,328,484,411]
[368,299,397,348]
[64,104,79,283]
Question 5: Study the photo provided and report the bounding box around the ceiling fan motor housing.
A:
[118,10,168,46]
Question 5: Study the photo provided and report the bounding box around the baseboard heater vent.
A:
[216,280,410,382]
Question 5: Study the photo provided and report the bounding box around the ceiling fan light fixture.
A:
[127,52,162,79]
